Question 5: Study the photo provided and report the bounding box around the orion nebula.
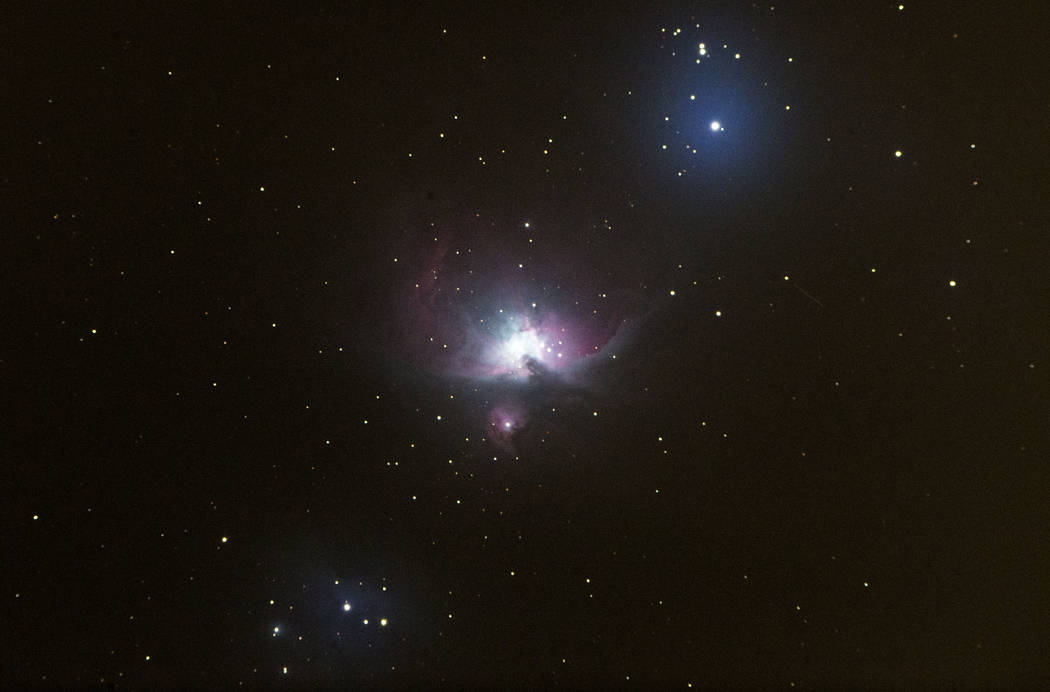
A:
[391,213,646,450]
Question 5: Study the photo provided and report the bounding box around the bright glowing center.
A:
[498,329,545,370]
[710,120,721,131]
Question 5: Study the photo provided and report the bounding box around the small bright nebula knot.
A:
[489,402,526,449]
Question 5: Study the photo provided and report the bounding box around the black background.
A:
[4,2,1049,688]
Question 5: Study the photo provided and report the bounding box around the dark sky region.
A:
[4,2,1049,689]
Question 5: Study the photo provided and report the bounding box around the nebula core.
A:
[399,229,630,383]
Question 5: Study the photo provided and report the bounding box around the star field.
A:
[5,2,1050,689]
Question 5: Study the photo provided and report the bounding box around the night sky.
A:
[6,2,1050,689]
